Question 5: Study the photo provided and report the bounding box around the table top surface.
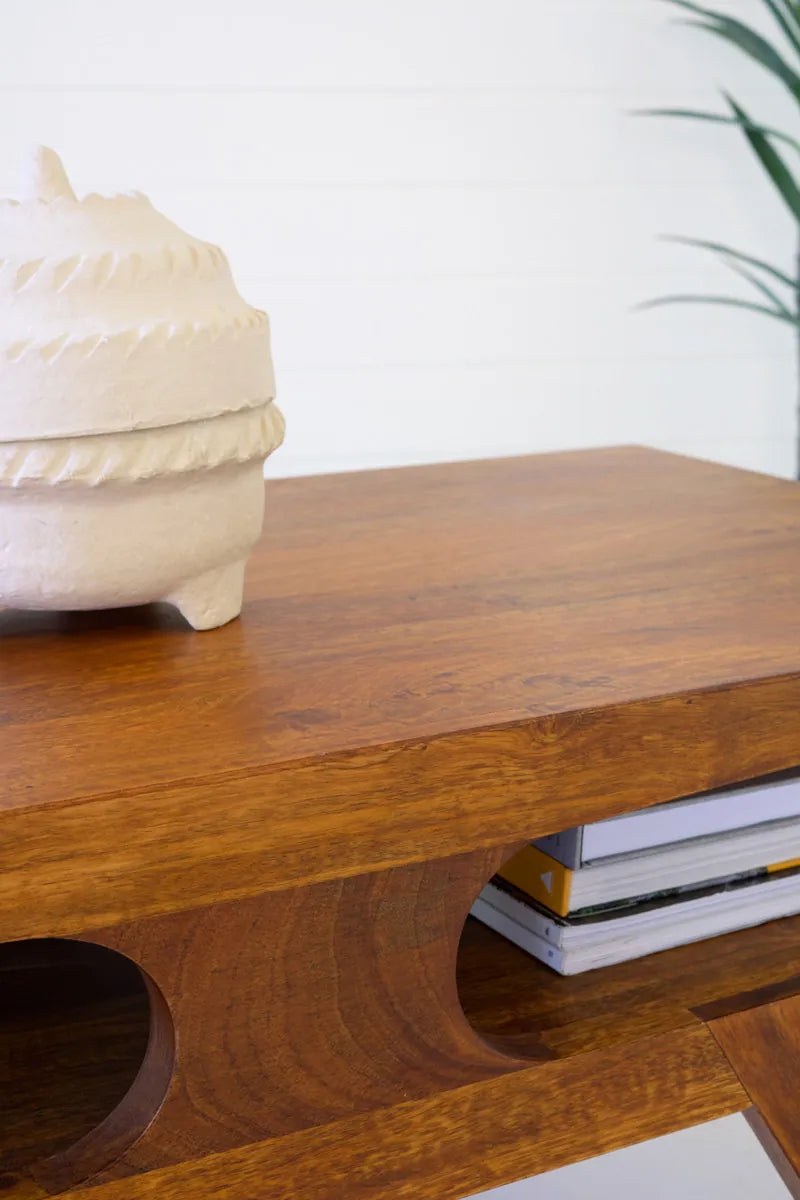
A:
[3,446,798,1198]
[2,445,800,817]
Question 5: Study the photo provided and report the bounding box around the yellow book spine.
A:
[768,857,800,873]
[497,844,572,916]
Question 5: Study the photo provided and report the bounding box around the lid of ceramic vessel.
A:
[0,147,275,441]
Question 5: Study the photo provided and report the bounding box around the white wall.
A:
[1,0,796,479]
[1,2,794,1196]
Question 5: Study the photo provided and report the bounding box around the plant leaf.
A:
[636,107,800,154]
[662,235,798,290]
[662,1,800,98]
[726,94,800,221]
[636,294,798,324]
[665,0,800,53]
[760,0,800,56]
[684,18,800,99]
[756,0,800,39]
[721,260,795,314]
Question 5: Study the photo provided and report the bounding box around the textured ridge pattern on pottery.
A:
[4,308,270,362]
[0,400,285,488]
[8,240,229,295]
[0,156,278,440]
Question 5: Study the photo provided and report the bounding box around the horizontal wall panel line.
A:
[0,84,784,97]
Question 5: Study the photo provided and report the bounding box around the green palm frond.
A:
[642,1,800,343]
[662,236,798,291]
[663,0,800,96]
[761,0,800,53]
[647,0,800,476]
[725,93,800,222]
[636,295,797,323]
[721,259,795,314]
[636,108,800,156]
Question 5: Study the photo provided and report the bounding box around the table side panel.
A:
[57,1024,746,1200]
[2,674,800,941]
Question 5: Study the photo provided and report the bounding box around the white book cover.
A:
[472,882,565,944]
[567,815,800,911]
[471,896,566,973]
[473,870,800,975]
[535,770,800,867]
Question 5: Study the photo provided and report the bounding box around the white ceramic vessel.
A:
[0,148,284,629]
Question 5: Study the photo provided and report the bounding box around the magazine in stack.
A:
[471,769,800,975]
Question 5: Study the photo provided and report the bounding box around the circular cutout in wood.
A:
[0,937,174,1196]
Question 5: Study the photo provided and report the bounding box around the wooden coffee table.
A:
[3,446,800,1199]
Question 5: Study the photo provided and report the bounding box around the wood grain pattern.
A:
[4,674,800,942]
[13,906,800,1193]
[77,847,523,1182]
[692,973,800,1023]
[56,1024,746,1200]
[745,1109,800,1200]
[4,847,526,1193]
[5,446,800,808]
[2,449,800,938]
[710,995,800,1187]
[458,914,800,1059]
[12,873,800,1195]
[3,449,800,1200]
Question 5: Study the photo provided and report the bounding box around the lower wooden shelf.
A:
[457,911,800,1058]
[7,913,800,1197]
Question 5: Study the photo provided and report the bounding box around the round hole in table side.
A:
[456,840,800,1072]
[454,841,566,1062]
[0,937,174,1195]
[455,840,712,1061]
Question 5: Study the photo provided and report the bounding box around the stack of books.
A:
[472,770,800,975]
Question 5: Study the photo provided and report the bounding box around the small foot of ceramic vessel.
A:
[0,458,270,628]
[166,560,247,631]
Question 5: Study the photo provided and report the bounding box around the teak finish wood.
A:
[5,446,800,819]
[5,449,800,939]
[83,848,522,1180]
[709,995,800,1192]
[3,448,800,1200]
[458,913,800,1059]
[745,1110,800,1200]
[5,674,800,942]
[16,908,800,1195]
[55,1026,745,1200]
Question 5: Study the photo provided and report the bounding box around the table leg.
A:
[708,994,800,1198]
